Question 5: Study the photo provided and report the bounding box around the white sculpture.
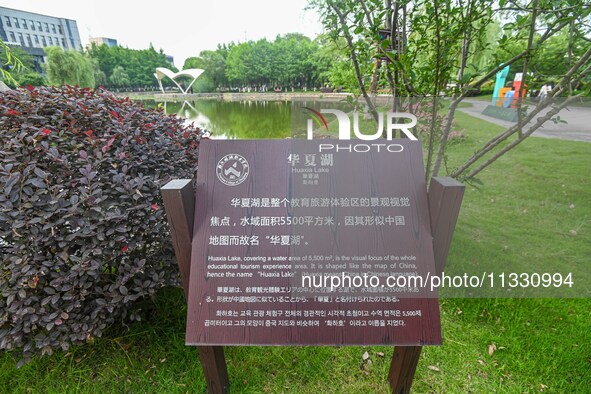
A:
[154,67,204,94]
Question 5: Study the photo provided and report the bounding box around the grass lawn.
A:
[2,110,590,393]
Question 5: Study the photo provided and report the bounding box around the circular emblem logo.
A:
[216,154,250,186]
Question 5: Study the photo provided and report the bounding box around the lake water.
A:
[142,99,353,139]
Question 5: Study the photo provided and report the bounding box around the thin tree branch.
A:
[425,0,444,180]
[452,44,591,178]
[359,0,374,27]
[466,19,571,93]
[516,0,539,138]
[431,0,480,178]
[464,95,580,180]
[327,0,379,121]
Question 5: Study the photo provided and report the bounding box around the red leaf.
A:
[41,129,51,136]
[151,204,159,211]
[110,110,118,117]
[26,84,34,91]
[119,152,125,159]
[121,245,128,253]
[102,136,116,153]
[83,130,94,137]
[5,109,19,116]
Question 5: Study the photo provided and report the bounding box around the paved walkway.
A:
[459,99,591,143]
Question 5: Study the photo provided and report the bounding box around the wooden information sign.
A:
[161,139,464,393]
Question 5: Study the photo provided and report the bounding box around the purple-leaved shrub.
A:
[0,85,200,365]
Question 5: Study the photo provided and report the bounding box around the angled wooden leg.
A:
[388,346,422,394]
[387,178,463,392]
[161,179,196,299]
[161,180,230,393]
[428,177,465,276]
[198,346,230,394]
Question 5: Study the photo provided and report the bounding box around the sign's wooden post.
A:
[161,180,194,299]
[428,177,465,277]
[388,346,423,394]
[388,177,464,393]
[162,180,230,394]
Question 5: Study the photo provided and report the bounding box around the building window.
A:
[61,38,66,47]
[48,36,53,45]
[9,31,16,43]
[26,34,33,47]
[18,32,24,46]
[41,36,47,46]
[13,18,19,28]
[51,24,56,34]
[4,16,11,27]
[58,25,63,35]
[37,21,42,31]
[34,35,40,46]
[44,23,49,32]
[30,20,35,31]
[22,19,28,29]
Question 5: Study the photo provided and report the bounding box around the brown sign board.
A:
[186,139,441,346]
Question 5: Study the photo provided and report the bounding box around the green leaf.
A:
[459,73,473,84]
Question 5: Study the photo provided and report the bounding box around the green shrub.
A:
[15,72,47,88]
[0,86,200,366]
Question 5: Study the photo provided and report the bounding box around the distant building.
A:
[88,37,118,48]
[165,54,174,65]
[0,6,82,71]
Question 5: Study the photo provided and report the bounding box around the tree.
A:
[179,35,330,91]
[88,43,175,88]
[309,0,591,181]
[45,46,96,88]
[447,0,591,179]
[109,65,130,87]
[222,34,328,89]
[493,29,590,87]
[1,40,45,87]
[225,41,260,85]
[307,35,352,89]
[199,46,229,89]
[91,58,107,87]
[182,56,215,92]
[1,39,24,86]
[13,72,46,87]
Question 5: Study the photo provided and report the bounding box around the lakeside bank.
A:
[115,91,398,104]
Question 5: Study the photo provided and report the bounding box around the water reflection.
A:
[143,98,355,139]
[158,100,292,139]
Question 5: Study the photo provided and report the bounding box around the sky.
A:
[0,0,324,68]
